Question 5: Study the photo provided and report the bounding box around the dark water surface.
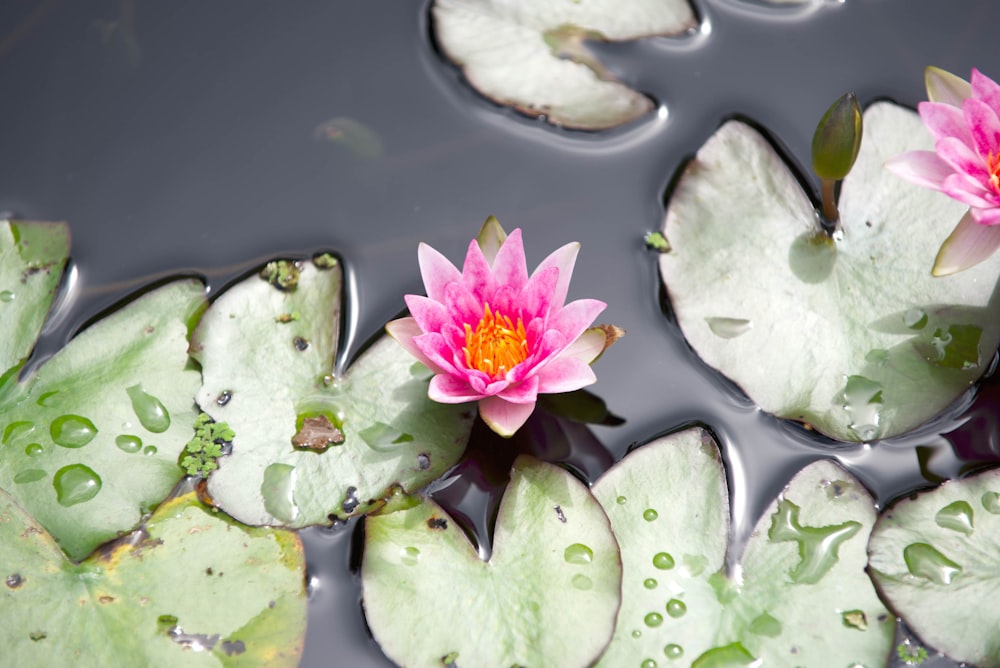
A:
[2,0,999,665]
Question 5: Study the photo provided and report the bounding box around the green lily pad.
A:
[659,103,1000,441]
[869,467,1000,666]
[0,279,206,560]
[362,456,622,667]
[0,487,306,666]
[0,220,69,383]
[431,0,697,130]
[192,257,474,528]
[591,427,893,666]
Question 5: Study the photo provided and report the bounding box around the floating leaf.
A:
[659,103,1000,441]
[362,456,621,667]
[192,258,474,527]
[0,487,306,666]
[869,467,1000,666]
[591,428,892,666]
[431,0,697,130]
[0,280,205,560]
[0,220,69,382]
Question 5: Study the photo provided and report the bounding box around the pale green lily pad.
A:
[192,258,474,528]
[0,220,69,383]
[362,456,621,667]
[0,279,205,561]
[0,487,306,666]
[659,103,1000,441]
[869,467,1000,666]
[432,0,697,130]
[592,427,893,666]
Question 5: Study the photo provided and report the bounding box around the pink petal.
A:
[490,228,529,292]
[963,98,1000,160]
[926,66,971,107]
[932,209,1000,276]
[884,151,953,190]
[444,281,484,328]
[936,136,990,183]
[533,242,580,311]
[386,317,445,373]
[413,332,461,375]
[518,265,559,320]
[917,101,973,146]
[460,239,496,304]
[417,243,462,303]
[548,299,607,343]
[942,174,997,208]
[497,375,539,404]
[972,68,1000,116]
[478,395,536,437]
[971,206,1000,225]
[560,328,608,364]
[535,356,597,394]
[526,329,569,369]
[404,294,450,334]
[429,374,485,403]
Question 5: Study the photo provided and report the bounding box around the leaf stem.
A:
[820,177,840,231]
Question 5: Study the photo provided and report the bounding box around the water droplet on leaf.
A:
[643,578,657,589]
[143,445,157,456]
[24,443,42,457]
[115,434,142,453]
[616,495,627,505]
[261,463,299,523]
[126,384,171,433]
[564,543,593,565]
[705,317,752,339]
[401,546,420,566]
[665,599,687,618]
[935,500,974,535]
[653,552,675,570]
[3,421,34,444]
[53,464,102,506]
[903,543,962,585]
[904,309,928,330]
[0,290,14,302]
[664,644,683,659]
[571,574,593,590]
[643,508,658,521]
[50,415,98,448]
[14,469,45,484]
[644,612,663,627]
[981,491,1000,514]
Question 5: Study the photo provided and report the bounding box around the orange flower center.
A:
[463,303,528,379]
[989,152,1000,195]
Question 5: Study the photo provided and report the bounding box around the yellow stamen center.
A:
[989,152,1000,194]
[463,303,528,380]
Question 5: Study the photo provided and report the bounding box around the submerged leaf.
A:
[362,456,621,667]
[591,428,892,665]
[0,488,306,666]
[869,467,1000,666]
[0,280,206,560]
[431,0,697,130]
[659,103,1000,441]
[192,257,474,527]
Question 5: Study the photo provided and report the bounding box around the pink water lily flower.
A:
[386,220,608,437]
[886,66,1000,275]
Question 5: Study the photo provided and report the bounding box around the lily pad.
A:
[0,220,69,383]
[591,427,893,666]
[0,279,206,560]
[431,0,697,130]
[361,455,621,667]
[192,257,474,528]
[659,103,1000,441]
[869,467,1000,666]
[0,487,306,666]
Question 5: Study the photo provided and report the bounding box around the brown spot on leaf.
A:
[292,415,344,452]
[426,517,448,530]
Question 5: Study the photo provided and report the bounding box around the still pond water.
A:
[2,0,999,665]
